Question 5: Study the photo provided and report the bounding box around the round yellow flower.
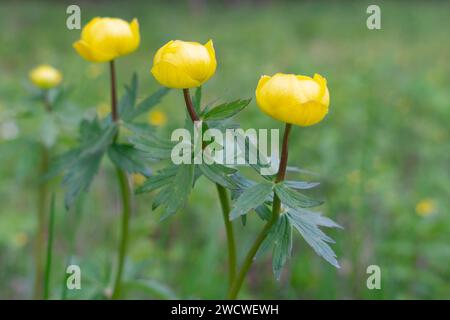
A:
[73,17,140,63]
[29,65,62,89]
[256,73,330,126]
[415,199,435,217]
[148,110,167,126]
[151,40,217,89]
[96,102,110,119]
[132,173,146,187]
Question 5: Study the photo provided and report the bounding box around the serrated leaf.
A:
[118,73,138,118]
[107,143,150,175]
[229,182,274,220]
[274,183,324,209]
[199,163,239,190]
[203,98,251,121]
[130,134,174,160]
[292,208,343,229]
[44,149,79,181]
[255,204,272,221]
[135,165,178,194]
[287,209,340,268]
[122,122,155,136]
[272,214,292,280]
[62,151,103,209]
[285,180,320,190]
[123,87,170,121]
[159,164,194,220]
[78,119,117,158]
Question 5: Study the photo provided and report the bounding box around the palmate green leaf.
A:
[135,165,178,194]
[203,98,251,121]
[287,209,340,268]
[285,180,320,190]
[199,163,239,190]
[229,181,274,220]
[255,214,292,280]
[274,183,324,209]
[159,164,195,220]
[62,151,103,209]
[79,124,117,158]
[43,149,79,181]
[130,134,174,160]
[122,121,155,136]
[118,73,138,118]
[107,143,151,175]
[123,87,170,121]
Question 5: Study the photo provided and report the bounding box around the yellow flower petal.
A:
[151,39,217,88]
[29,64,62,89]
[255,73,330,127]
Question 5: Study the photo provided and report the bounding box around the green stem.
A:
[216,184,237,288]
[33,143,49,300]
[182,88,237,291]
[108,60,133,299]
[43,194,56,300]
[228,123,292,300]
[111,167,132,299]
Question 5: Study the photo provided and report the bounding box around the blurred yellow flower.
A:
[14,232,28,247]
[148,110,167,126]
[96,102,110,118]
[132,173,146,187]
[29,65,62,89]
[73,17,140,63]
[415,199,436,217]
[151,40,216,88]
[256,73,330,126]
[347,170,361,186]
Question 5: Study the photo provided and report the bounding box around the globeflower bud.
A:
[151,40,216,89]
[73,17,140,63]
[255,73,330,126]
[29,65,62,89]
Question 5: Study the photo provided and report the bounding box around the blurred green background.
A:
[0,0,449,299]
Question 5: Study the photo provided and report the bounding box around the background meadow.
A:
[0,0,449,299]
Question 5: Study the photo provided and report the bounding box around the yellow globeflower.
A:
[73,17,140,63]
[415,199,435,217]
[151,40,217,89]
[132,173,146,187]
[148,110,167,126]
[255,73,330,126]
[29,65,62,89]
[96,102,110,119]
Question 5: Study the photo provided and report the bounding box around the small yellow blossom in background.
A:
[86,64,103,79]
[132,173,146,187]
[29,65,62,89]
[415,198,436,217]
[148,110,167,126]
[255,73,330,126]
[96,102,110,119]
[73,17,140,63]
[151,39,216,88]
[14,232,28,247]
[346,170,361,185]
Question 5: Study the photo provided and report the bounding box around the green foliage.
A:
[107,143,151,175]
[287,209,341,268]
[203,99,252,121]
[229,182,274,220]
[274,182,324,209]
